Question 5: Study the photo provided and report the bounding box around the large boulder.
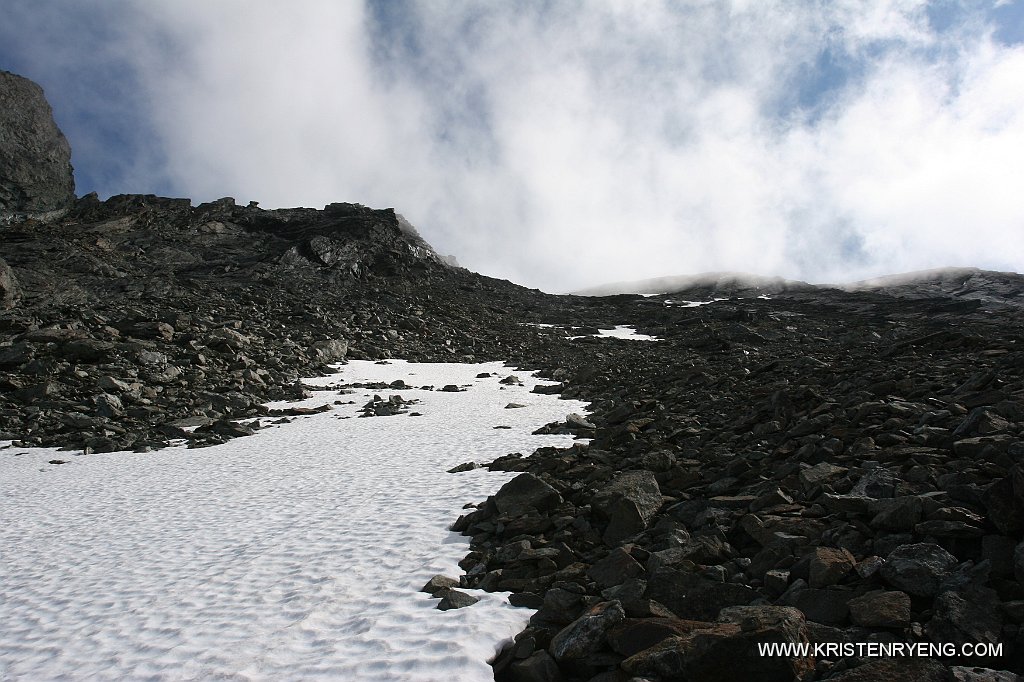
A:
[880,543,958,598]
[621,606,814,682]
[313,338,348,362]
[0,71,75,221]
[494,473,562,516]
[548,600,626,661]
[592,470,663,544]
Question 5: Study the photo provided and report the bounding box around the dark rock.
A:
[421,575,459,596]
[828,658,953,681]
[503,650,565,682]
[592,470,663,544]
[94,393,124,418]
[983,466,1024,536]
[799,462,847,490]
[872,495,924,531]
[809,547,856,588]
[926,586,1004,648]
[784,587,851,625]
[982,536,1017,578]
[448,462,479,473]
[206,327,249,350]
[847,589,911,628]
[565,413,595,429]
[646,568,759,621]
[588,547,644,589]
[0,341,32,367]
[62,339,115,363]
[548,600,625,661]
[851,469,900,498]
[14,381,60,403]
[880,543,959,598]
[436,589,480,610]
[621,605,813,682]
[509,592,545,609]
[494,473,563,516]
[539,586,586,625]
[606,617,706,657]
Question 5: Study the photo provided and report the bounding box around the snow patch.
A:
[0,360,588,681]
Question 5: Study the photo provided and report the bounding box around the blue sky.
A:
[2,1,1022,291]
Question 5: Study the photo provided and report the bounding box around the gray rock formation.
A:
[0,257,21,309]
[0,71,75,222]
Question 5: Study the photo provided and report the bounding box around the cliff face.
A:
[0,70,75,222]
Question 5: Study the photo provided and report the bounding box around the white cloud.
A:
[6,1,1023,291]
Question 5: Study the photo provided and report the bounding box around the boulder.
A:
[504,650,565,682]
[420,574,459,596]
[880,543,958,598]
[607,617,710,657]
[621,606,813,682]
[588,547,644,589]
[799,462,847,490]
[548,600,625,661]
[314,338,348,361]
[206,327,249,350]
[925,586,1003,649]
[494,473,562,516]
[809,547,856,588]
[983,465,1024,536]
[436,588,479,611]
[592,470,663,544]
[847,589,911,628]
[62,339,115,363]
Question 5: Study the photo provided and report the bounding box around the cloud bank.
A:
[2,1,1022,292]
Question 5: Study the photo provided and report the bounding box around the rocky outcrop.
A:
[0,71,75,222]
[0,257,21,309]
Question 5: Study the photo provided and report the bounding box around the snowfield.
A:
[594,325,659,341]
[0,360,589,681]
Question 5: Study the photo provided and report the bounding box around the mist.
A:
[2,1,1022,292]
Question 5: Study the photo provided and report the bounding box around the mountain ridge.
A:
[574,267,1024,310]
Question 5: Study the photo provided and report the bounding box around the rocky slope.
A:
[467,288,1024,681]
[3,72,1024,681]
[0,189,643,452]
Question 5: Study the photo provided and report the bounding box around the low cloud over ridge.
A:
[2,1,1022,292]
